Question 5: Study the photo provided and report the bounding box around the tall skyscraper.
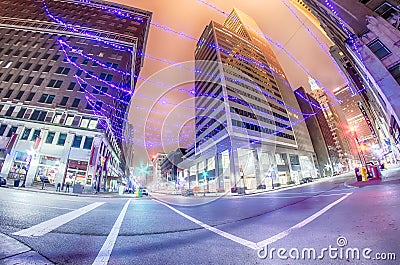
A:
[308,86,353,171]
[182,9,317,192]
[301,0,400,159]
[295,86,337,176]
[0,0,151,190]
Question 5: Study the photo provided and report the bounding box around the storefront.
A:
[8,151,31,181]
[65,160,88,185]
[35,156,60,185]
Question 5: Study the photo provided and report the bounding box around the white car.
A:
[141,189,149,196]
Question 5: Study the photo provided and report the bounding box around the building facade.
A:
[180,9,317,193]
[300,0,400,159]
[0,0,151,191]
[295,86,338,176]
[151,152,167,190]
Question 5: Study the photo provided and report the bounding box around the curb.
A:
[0,233,53,264]
[2,186,140,199]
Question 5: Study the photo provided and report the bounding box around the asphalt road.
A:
[0,168,399,265]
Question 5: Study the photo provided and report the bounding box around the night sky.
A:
[111,0,345,166]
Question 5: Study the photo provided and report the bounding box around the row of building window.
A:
[230,107,292,130]
[0,123,94,149]
[0,88,104,110]
[231,119,295,141]
[0,105,98,129]
[227,89,290,122]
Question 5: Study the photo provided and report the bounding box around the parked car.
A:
[141,189,149,196]
[300,177,313,184]
[0,176,6,187]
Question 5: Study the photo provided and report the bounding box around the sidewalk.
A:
[0,232,53,264]
[345,164,400,188]
[150,174,347,198]
[2,184,139,199]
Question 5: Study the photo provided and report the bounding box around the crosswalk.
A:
[9,192,353,265]
[12,202,104,237]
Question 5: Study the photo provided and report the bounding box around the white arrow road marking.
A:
[13,202,104,237]
[92,199,131,265]
[257,192,353,248]
[154,199,259,250]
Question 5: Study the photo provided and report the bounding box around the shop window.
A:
[21,128,31,140]
[31,129,41,141]
[45,132,55,144]
[35,156,60,184]
[83,136,93,149]
[57,133,67,145]
[72,135,82,148]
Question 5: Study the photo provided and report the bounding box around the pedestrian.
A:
[65,182,70,193]
[56,182,61,192]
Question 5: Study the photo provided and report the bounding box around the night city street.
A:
[1,166,399,264]
[1,0,400,264]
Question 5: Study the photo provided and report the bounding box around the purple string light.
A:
[45,0,330,113]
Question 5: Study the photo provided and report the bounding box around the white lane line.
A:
[153,199,259,250]
[257,192,352,248]
[242,192,353,199]
[12,202,104,237]
[92,199,131,265]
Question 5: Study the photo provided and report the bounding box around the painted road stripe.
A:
[257,192,352,248]
[241,192,353,199]
[92,199,131,265]
[154,199,259,250]
[13,202,104,237]
[5,201,76,210]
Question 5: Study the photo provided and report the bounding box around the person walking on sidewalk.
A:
[65,182,70,193]
[56,183,61,192]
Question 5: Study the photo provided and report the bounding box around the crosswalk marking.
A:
[154,199,259,250]
[154,193,352,251]
[92,199,131,265]
[257,193,352,247]
[12,202,104,237]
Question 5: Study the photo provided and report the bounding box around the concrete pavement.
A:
[0,232,53,264]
